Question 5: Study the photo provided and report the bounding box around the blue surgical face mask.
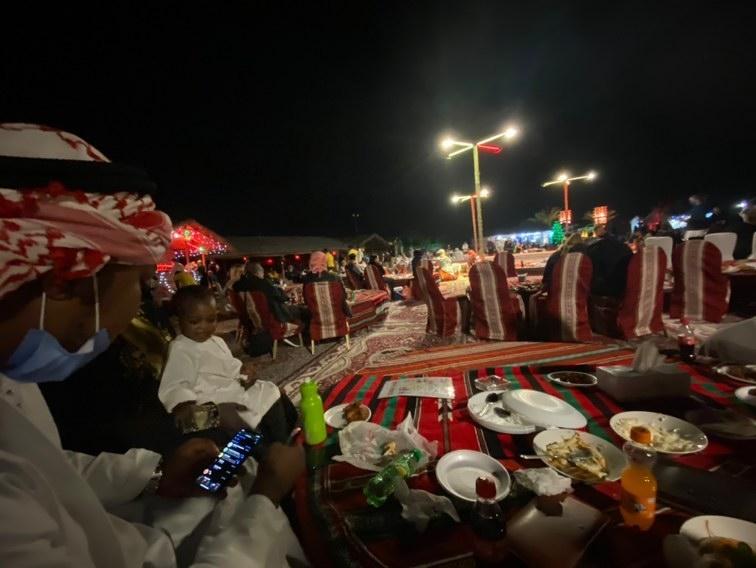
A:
[2,276,111,383]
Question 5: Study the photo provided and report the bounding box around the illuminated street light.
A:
[439,125,520,253]
[542,170,598,228]
[449,190,491,252]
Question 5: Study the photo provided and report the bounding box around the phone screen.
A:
[195,429,263,493]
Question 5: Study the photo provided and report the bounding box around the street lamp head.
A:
[586,171,597,181]
[440,137,455,151]
[450,194,460,205]
[557,172,569,182]
[503,127,519,140]
[480,187,491,198]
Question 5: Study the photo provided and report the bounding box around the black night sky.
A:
[3,3,755,242]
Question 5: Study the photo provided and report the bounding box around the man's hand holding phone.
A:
[157,438,239,499]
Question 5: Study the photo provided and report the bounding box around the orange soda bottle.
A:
[619,426,657,530]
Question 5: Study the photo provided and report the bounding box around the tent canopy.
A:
[220,235,349,258]
[171,219,231,258]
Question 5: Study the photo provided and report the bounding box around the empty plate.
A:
[435,450,511,502]
[502,389,587,429]
[467,391,536,434]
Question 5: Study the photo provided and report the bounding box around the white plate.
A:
[546,371,598,388]
[324,403,371,429]
[435,450,511,502]
[610,411,708,455]
[467,391,536,435]
[533,429,627,483]
[502,389,587,429]
[735,386,756,408]
[680,515,756,551]
[715,364,756,385]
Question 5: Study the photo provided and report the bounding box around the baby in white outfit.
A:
[160,286,280,431]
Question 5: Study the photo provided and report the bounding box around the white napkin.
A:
[632,341,667,372]
[393,479,460,532]
[334,413,437,472]
[513,467,573,496]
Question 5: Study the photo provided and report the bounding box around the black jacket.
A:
[586,237,633,298]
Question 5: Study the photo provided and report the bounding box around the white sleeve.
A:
[159,341,200,412]
[192,495,307,567]
[0,477,96,568]
[65,448,161,509]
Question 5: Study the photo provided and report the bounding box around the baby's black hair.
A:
[172,285,215,317]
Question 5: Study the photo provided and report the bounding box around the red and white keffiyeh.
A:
[0,124,172,300]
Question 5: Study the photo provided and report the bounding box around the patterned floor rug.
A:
[219,301,477,402]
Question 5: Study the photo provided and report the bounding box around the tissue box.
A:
[595,365,691,402]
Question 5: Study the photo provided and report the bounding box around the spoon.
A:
[493,407,511,419]
[478,393,501,417]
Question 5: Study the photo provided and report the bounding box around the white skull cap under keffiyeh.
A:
[0,123,172,300]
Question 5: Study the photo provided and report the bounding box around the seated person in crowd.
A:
[733,200,756,260]
[542,233,588,291]
[345,252,366,287]
[234,262,307,324]
[0,123,305,566]
[302,252,352,315]
[368,253,386,274]
[586,221,633,299]
[324,248,336,271]
[160,286,296,442]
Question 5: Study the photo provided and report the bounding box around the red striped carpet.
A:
[358,340,635,377]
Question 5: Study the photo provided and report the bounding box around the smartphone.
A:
[195,429,263,493]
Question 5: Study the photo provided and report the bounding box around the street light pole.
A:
[472,145,484,252]
[440,127,518,255]
[542,171,597,231]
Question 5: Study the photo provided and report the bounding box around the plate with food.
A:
[546,371,598,388]
[610,411,708,454]
[735,386,756,409]
[325,402,371,429]
[663,516,756,568]
[436,449,511,502]
[715,364,756,385]
[532,430,627,483]
[467,391,536,435]
[502,389,587,429]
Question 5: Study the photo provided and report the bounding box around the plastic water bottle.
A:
[364,449,422,507]
[620,426,657,531]
[471,476,509,566]
[299,379,326,445]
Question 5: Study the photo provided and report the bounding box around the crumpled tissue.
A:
[393,479,460,532]
[334,412,437,471]
[514,467,572,496]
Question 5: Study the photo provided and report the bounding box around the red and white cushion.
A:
[415,268,462,336]
[469,261,518,341]
[365,264,389,292]
[249,291,301,340]
[617,246,666,338]
[493,251,517,278]
[304,281,349,341]
[546,252,592,342]
[670,240,729,323]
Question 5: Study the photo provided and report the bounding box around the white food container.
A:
[595,365,691,402]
